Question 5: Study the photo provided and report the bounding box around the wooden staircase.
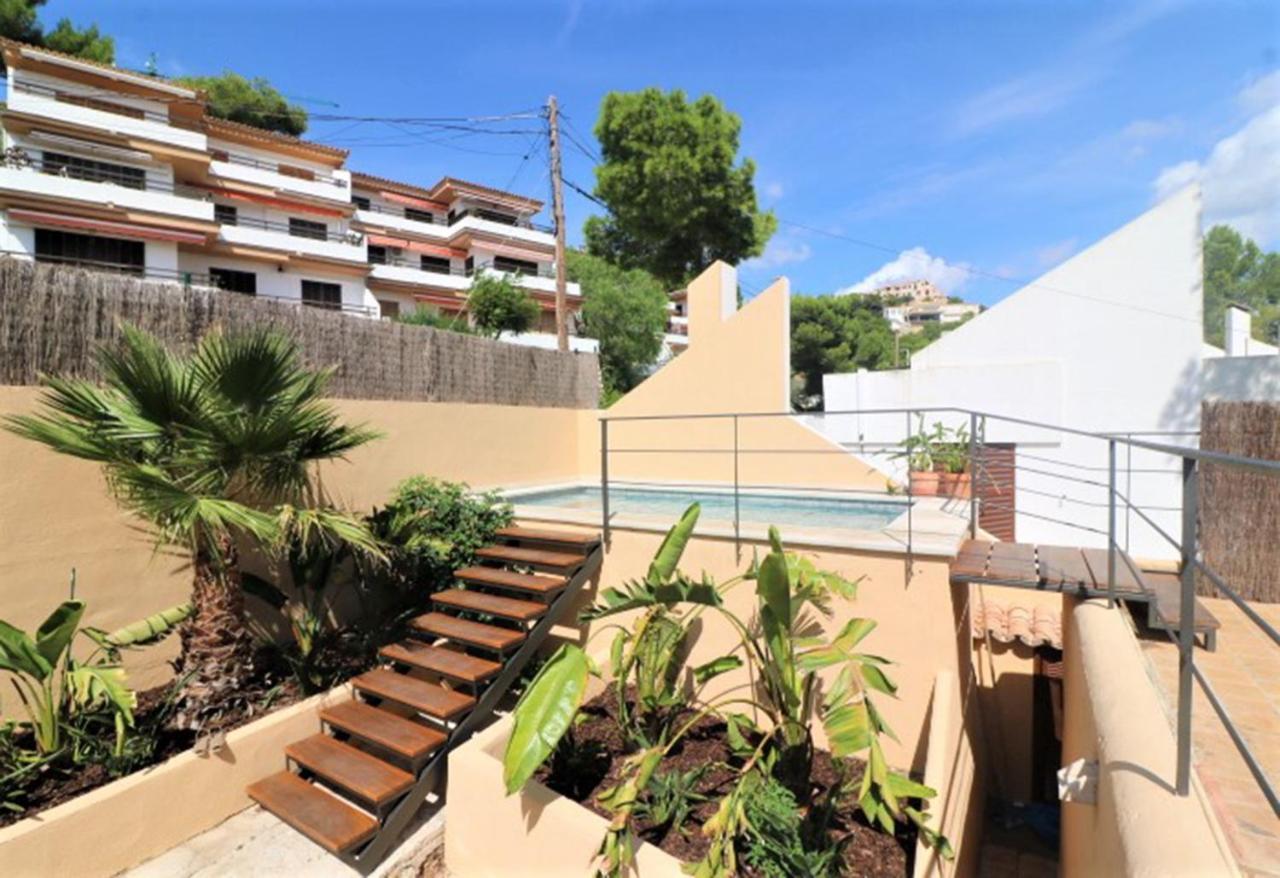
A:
[246,525,602,869]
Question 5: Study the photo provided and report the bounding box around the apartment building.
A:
[0,38,581,332]
[352,172,581,326]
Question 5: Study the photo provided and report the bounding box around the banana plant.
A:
[0,597,191,757]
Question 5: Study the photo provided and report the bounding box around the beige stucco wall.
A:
[0,386,586,696]
[582,261,887,492]
[1060,597,1236,877]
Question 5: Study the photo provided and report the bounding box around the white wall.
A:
[821,186,1206,560]
[176,251,375,314]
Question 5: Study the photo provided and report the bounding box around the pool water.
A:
[507,485,907,532]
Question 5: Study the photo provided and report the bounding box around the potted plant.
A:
[935,421,973,499]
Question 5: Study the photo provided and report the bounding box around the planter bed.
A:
[0,683,351,878]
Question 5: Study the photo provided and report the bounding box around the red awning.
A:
[196,185,346,217]
[8,209,208,244]
[367,233,465,260]
[475,240,552,263]
[381,191,449,213]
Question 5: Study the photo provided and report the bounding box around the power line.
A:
[563,178,607,209]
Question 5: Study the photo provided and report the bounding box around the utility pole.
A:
[547,95,569,352]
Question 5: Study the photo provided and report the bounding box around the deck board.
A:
[1036,545,1093,589]
[1080,549,1146,596]
[985,542,1037,581]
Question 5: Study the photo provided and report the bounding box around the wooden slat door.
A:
[977,443,1016,542]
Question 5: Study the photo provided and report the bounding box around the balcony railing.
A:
[1,149,208,200]
[356,201,448,226]
[356,201,554,234]
[369,252,467,275]
[17,251,212,285]
[210,148,347,188]
[8,78,202,131]
[220,213,362,245]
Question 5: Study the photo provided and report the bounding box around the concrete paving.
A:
[121,800,445,878]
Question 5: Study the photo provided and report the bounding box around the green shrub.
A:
[395,309,476,335]
[468,274,540,338]
[741,774,846,878]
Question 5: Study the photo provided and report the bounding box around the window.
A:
[214,204,238,226]
[301,280,342,310]
[209,268,256,296]
[352,195,370,211]
[378,300,400,319]
[35,228,144,274]
[404,207,435,224]
[464,255,475,275]
[492,256,539,276]
[42,151,145,190]
[420,255,451,274]
[473,207,518,226]
[368,245,388,265]
[289,218,328,241]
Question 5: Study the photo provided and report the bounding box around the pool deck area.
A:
[502,480,973,556]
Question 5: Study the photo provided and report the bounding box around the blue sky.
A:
[47,0,1280,305]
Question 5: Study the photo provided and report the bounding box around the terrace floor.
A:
[1137,597,1280,877]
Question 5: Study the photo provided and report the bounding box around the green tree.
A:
[584,88,776,287]
[0,0,112,63]
[173,71,308,136]
[1203,225,1280,347]
[568,250,668,396]
[42,19,113,63]
[467,274,540,338]
[5,327,379,728]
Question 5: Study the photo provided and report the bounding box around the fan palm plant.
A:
[5,325,379,728]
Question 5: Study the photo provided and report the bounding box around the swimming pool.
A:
[506,485,908,532]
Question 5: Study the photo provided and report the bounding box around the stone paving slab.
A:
[1138,597,1280,877]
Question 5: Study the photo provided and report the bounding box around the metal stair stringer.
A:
[343,540,603,872]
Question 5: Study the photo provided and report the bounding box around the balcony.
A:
[0,151,214,223]
[353,204,453,242]
[218,215,366,264]
[6,78,206,153]
[368,255,471,292]
[354,203,556,248]
[474,262,581,298]
[209,149,351,206]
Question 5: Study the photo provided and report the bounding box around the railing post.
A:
[905,410,913,558]
[968,411,978,539]
[1108,438,1117,608]
[1177,456,1198,796]
[732,415,740,547]
[600,418,610,545]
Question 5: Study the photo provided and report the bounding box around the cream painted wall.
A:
[0,386,586,695]
[588,261,886,492]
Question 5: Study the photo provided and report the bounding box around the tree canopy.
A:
[467,274,540,338]
[584,88,776,288]
[568,250,669,398]
[0,0,113,63]
[1203,225,1280,347]
[173,72,308,136]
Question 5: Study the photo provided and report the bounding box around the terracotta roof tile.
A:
[972,600,1062,649]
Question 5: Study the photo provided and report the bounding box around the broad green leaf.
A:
[724,712,758,757]
[692,655,743,685]
[104,603,193,648]
[832,617,877,652]
[647,503,701,583]
[66,662,136,724]
[503,644,589,794]
[861,664,898,696]
[822,700,872,756]
[0,620,51,679]
[580,574,722,621]
[867,698,899,744]
[34,600,85,667]
[886,771,937,800]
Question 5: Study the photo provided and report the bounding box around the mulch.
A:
[533,690,914,876]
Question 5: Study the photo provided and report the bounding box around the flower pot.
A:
[909,471,941,497]
[938,471,972,499]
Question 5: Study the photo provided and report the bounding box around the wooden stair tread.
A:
[286,734,413,807]
[476,544,584,571]
[412,611,526,651]
[456,565,566,595]
[321,700,446,762]
[247,771,377,854]
[1144,572,1221,630]
[433,588,547,621]
[495,525,599,549]
[379,640,501,684]
[353,668,475,720]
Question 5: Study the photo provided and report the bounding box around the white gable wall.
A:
[822,186,1205,560]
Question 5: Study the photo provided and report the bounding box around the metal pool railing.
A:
[597,405,1280,813]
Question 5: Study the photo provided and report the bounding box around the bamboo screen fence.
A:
[0,260,600,408]
[1199,400,1280,603]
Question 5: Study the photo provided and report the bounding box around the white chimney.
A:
[1224,305,1252,357]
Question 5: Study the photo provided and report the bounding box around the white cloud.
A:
[837,247,972,296]
[743,238,812,270]
[1153,104,1280,245]
[950,69,1097,138]
[1238,69,1280,116]
[1121,117,1182,142]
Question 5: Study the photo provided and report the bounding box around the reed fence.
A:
[1200,399,1280,603]
[0,259,600,408]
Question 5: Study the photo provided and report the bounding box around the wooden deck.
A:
[952,539,1220,649]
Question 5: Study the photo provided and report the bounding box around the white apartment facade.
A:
[0,39,582,335]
